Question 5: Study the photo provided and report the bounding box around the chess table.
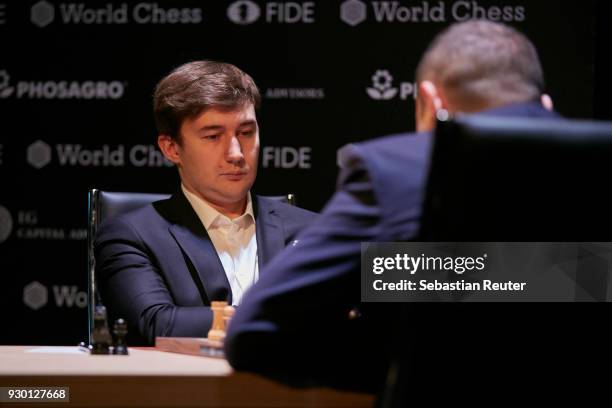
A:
[0,346,374,407]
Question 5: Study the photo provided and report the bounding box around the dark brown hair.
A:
[416,21,545,111]
[153,61,261,141]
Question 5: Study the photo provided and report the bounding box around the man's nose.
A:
[226,135,245,164]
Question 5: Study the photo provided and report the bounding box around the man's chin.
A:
[214,188,251,206]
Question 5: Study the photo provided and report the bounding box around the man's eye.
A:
[203,134,220,140]
[240,131,254,137]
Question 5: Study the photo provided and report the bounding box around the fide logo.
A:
[366,70,398,100]
[227,0,261,25]
[0,204,13,244]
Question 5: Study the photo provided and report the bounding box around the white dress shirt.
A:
[182,185,259,306]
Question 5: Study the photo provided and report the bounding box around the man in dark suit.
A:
[225,21,560,394]
[95,61,315,345]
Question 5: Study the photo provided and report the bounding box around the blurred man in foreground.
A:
[226,21,559,394]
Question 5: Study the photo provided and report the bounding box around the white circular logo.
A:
[227,0,261,25]
[0,205,13,243]
[27,140,52,169]
[23,281,48,310]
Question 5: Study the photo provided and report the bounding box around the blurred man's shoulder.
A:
[339,131,432,175]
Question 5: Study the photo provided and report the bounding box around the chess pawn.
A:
[112,318,129,355]
[91,305,112,355]
[207,301,228,342]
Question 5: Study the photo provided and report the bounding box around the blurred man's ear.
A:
[416,80,444,132]
[541,94,554,111]
[157,135,181,165]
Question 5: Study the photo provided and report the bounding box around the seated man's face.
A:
[175,103,259,208]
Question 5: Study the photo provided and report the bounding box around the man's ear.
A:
[157,135,181,165]
[541,94,554,112]
[416,80,444,132]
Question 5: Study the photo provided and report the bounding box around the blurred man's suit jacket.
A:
[226,102,567,395]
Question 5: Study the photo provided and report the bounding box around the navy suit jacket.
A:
[95,191,316,345]
[225,103,562,393]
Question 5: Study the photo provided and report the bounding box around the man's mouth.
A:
[221,171,248,180]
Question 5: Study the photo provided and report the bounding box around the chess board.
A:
[155,337,225,358]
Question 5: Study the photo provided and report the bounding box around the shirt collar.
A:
[181,184,254,231]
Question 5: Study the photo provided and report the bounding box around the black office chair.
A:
[87,189,171,345]
[421,114,612,241]
[378,115,612,406]
[86,188,296,345]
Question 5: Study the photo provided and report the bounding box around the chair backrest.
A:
[421,114,612,241]
[379,115,612,406]
[87,189,170,345]
[86,189,296,345]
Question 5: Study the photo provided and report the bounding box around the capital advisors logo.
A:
[227,0,261,25]
[0,205,14,244]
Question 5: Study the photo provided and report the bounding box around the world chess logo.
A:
[0,4,7,25]
[227,0,261,25]
[31,1,55,28]
[0,70,14,98]
[0,205,13,244]
[27,140,52,169]
[366,70,398,100]
[340,0,367,26]
[24,281,49,310]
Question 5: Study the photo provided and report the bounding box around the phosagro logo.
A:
[227,0,261,25]
[0,69,126,100]
[367,70,397,100]
[0,70,14,98]
[0,204,13,244]
[366,70,416,101]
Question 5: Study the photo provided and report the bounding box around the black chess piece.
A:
[112,318,129,355]
[91,305,112,355]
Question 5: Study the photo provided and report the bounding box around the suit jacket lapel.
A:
[254,196,286,273]
[165,191,232,304]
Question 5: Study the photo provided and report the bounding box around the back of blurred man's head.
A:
[415,20,549,131]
